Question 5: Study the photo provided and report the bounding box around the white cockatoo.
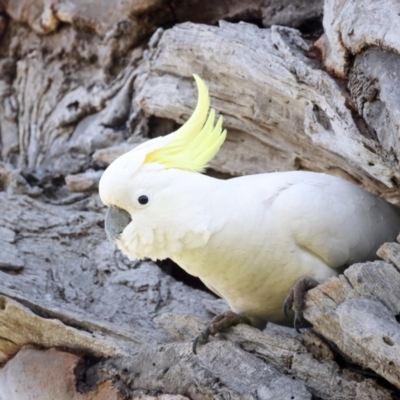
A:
[99,75,400,349]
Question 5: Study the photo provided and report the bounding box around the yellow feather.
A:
[144,75,226,172]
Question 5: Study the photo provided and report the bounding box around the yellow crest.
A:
[144,75,227,172]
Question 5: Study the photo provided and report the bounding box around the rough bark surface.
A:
[320,0,400,77]
[1,0,400,399]
[134,21,400,197]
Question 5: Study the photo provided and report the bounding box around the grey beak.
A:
[105,206,132,245]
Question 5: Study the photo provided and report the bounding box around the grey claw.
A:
[192,336,200,354]
[282,277,319,331]
[293,311,303,333]
[192,311,250,354]
[192,327,210,354]
[283,302,290,318]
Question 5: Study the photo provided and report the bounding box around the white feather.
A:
[100,164,400,327]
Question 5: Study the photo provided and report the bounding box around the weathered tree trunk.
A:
[1,0,400,398]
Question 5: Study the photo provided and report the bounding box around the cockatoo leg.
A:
[192,311,251,354]
[283,277,319,333]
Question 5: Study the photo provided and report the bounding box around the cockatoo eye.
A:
[138,195,149,205]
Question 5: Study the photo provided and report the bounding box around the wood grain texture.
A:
[305,250,400,390]
[135,21,400,199]
[0,191,394,398]
[320,0,400,77]
[0,0,400,398]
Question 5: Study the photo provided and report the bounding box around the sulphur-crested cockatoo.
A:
[99,75,400,349]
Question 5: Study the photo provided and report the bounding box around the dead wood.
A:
[1,0,400,398]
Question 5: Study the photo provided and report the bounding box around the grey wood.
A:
[1,0,400,398]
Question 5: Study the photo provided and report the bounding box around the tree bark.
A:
[1,0,400,398]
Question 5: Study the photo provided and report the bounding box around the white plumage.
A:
[99,76,400,329]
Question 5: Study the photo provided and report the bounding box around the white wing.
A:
[271,173,400,268]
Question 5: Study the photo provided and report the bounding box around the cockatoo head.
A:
[99,75,226,261]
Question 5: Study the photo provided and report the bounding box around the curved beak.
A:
[105,206,132,245]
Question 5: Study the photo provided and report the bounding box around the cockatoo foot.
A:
[283,277,319,333]
[192,311,251,354]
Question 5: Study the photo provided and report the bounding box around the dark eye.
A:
[138,195,149,205]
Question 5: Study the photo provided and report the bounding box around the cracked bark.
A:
[1,0,400,399]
